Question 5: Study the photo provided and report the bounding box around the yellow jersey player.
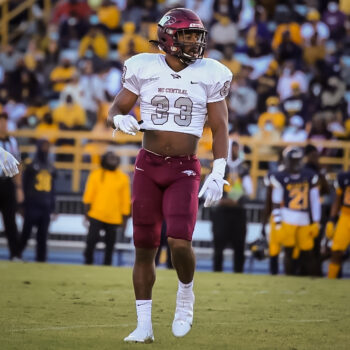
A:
[326,171,350,278]
[271,146,320,275]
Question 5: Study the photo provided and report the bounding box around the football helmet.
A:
[249,237,268,261]
[283,146,304,173]
[155,8,207,65]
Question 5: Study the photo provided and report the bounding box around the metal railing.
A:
[0,0,52,46]
[11,129,350,196]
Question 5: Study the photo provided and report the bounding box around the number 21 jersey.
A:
[122,53,232,137]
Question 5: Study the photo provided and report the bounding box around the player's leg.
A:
[84,218,102,265]
[35,210,50,262]
[280,223,297,275]
[297,225,316,276]
[269,217,280,275]
[103,223,117,266]
[124,151,163,343]
[328,214,350,278]
[163,158,200,338]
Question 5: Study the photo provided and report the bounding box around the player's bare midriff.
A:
[142,130,199,157]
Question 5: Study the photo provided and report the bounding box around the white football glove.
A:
[198,158,229,207]
[113,114,140,136]
[0,147,20,177]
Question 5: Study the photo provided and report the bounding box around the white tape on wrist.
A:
[212,158,227,178]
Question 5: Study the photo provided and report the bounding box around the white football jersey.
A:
[122,53,232,137]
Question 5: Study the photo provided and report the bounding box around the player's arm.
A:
[207,100,229,159]
[325,188,342,240]
[270,176,283,228]
[107,88,140,135]
[198,100,229,207]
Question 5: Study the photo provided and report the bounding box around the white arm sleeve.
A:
[121,55,141,95]
[272,187,283,204]
[310,186,321,222]
[207,61,232,103]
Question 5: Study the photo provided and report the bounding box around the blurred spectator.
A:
[79,59,106,129]
[26,97,51,123]
[23,39,45,72]
[102,63,123,99]
[303,33,326,66]
[246,5,272,58]
[281,81,310,128]
[301,9,329,45]
[185,0,214,28]
[52,0,93,24]
[220,45,241,76]
[319,76,347,117]
[228,75,257,135]
[340,55,350,89]
[78,26,109,59]
[272,17,302,51]
[3,100,28,131]
[0,45,23,74]
[36,112,59,144]
[308,117,333,154]
[53,94,87,130]
[275,30,303,64]
[282,115,308,142]
[0,112,22,260]
[18,139,56,262]
[322,1,346,40]
[277,60,308,100]
[258,96,285,132]
[210,140,252,273]
[117,22,151,61]
[97,0,121,32]
[83,151,130,265]
[256,59,278,114]
[49,56,77,95]
[210,0,239,49]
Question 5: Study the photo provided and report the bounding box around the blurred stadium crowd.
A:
[0,0,350,277]
[0,0,349,140]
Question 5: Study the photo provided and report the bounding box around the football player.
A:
[270,147,321,276]
[107,8,232,343]
[326,171,350,278]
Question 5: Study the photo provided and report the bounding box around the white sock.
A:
[136,300,152,330]
[178,280,193,296]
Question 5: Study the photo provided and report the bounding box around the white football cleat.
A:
[124,327,154,343]
[172,291,195,337]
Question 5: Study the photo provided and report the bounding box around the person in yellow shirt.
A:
[272,21,302,50]
[98,0,121,31]
[258,96,286,131]
[78,26,109,59]
[49,58,77,94]
[118,22,152,62]
[326,171,350,278]
[36,112,59,144]
[83,151,131,265]
[53,94,87,130]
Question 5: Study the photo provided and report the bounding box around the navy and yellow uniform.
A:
[19,156,56,261]
[331,172,350,252]
[271,168,319,251]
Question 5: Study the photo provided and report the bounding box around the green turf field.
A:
[0,262,349,350]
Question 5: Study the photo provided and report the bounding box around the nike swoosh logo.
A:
[190,81,199,84]
[135,166,144,171]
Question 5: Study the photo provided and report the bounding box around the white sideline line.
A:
[8,323,139,333]
[8,319,329,333]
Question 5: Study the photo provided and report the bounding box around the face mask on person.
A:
[328,2,338,13]
[268,106,279,113]
[283,68,291,76]
[264,122,274,131]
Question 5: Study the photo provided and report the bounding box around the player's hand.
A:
[198,158,228,207]
[113,114,140,136]
[310,222,320,238]
[0,148,19,177]
[325,221,335,240]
